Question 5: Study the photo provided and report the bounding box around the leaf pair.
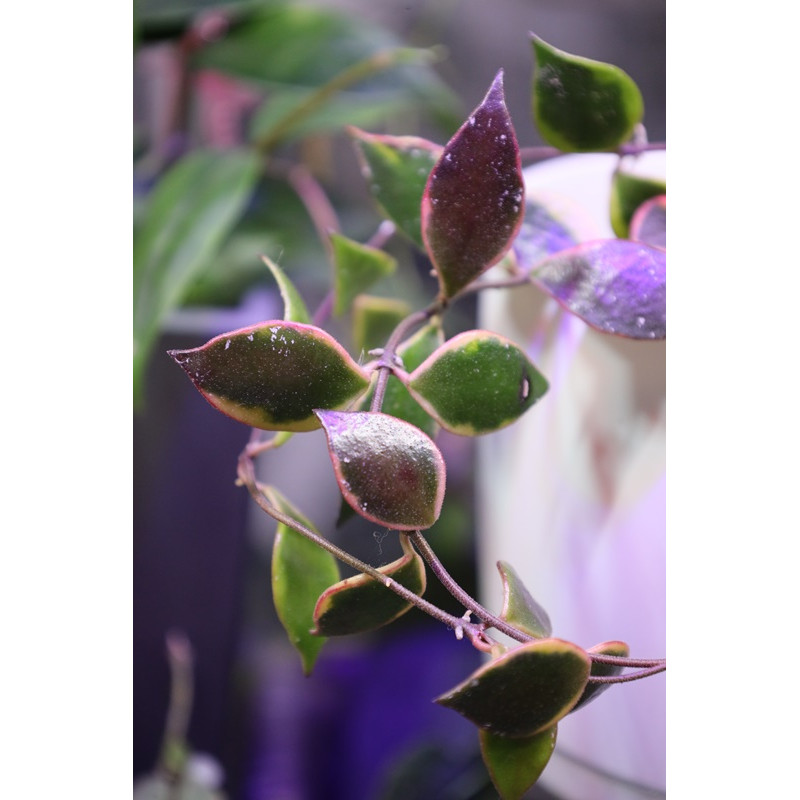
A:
[441,563,630,799]
[267,486,426,675]
[355,69,525,300]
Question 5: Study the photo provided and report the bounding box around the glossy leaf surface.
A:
[610,170,667,239]
[169,322,370,432]
[422,70,524,298]
[316,410,446,530]
[497,561,552,639]
[531,34,644,152]
[480,726,557,800]
[531,240,666,339]
[261,255,311,323]
[351,128,442,248]
[436,638,590,738]
[361,320,445,439]
[407,330,548,435]
[312,535,426,635]
[352,295,412,354]
[133,149,259,404]
[571,640,630,712]
[630,194,666,249]
[330,232,397,316]
[265,486,340,675]
[512,198,581,273]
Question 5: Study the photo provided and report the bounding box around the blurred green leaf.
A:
[261,255,311,323]
[265,486,340,675]
[168,321,370,431]
[435,639,590,738]
[250,86,415,145]
[610,169,666,238]
[350,129,442,249]
[479,725,557,800]
[330,233,397,317]
[497,561,552,639]
[531,33,644,152]
[352,295,412,354]
[316,410,446,530]
[422,71,524,298]
[192,3,400,87]
[407,330,548,436]
[133,148,259,407]
[312,535,426,635]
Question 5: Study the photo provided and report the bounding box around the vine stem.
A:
[587,663,666,684]
[369,302,442,412]
[236,447,494,648]
[407,531,532,644]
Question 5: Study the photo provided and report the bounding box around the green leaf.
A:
[479,726,557,800]
[497,561,552,639]
[531,34,644,152]
[264,486,340,676]
[350,128,442,249]
[352,295,412,354]
[610,170,667,239]
[261,255,311,323]
[250,85,417,145]
[406,330,548,436]
[168,321,370,432]
[630,194,666,249]
[571,640,630,712]
[133,148,260,406]
[330,232,397,317]
[531,240,666,339]
[361,320,445,439]
[435,638,590,738]
[312,535,426,635]
[315,410,446,530]
[422,70,525,298]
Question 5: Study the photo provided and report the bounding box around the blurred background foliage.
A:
[133,2,664,798]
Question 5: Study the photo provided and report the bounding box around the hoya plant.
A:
[164,34,665,799]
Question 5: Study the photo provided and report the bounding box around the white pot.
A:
[476,152,666,799]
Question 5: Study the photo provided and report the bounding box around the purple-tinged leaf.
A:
[315,410,446,530]
[630,195,666,250]
[168,321,370,431]
[312,535,426,635]
[435,638,590,738]
[479,725,557,800]
[512,198,581,273]
[531,240,665,339]
[570,640,630,712]
[265,486,340,675]
[422,70,525,298]
[497,561,552,639]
